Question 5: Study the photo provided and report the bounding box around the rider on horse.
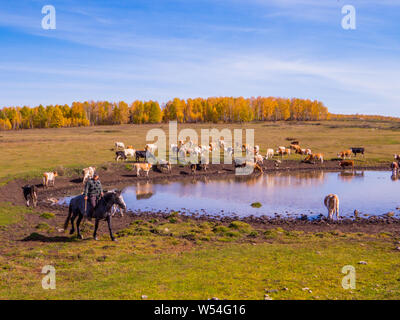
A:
[84,173,103,220]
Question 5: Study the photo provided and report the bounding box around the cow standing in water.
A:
[324,194,340,220]
[391,162,399,176]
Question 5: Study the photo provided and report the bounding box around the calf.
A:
[82,167,96,184]
[324,194,339,220]
[351,147,365,157]
[133,163,152,177]
[339,160,354,169]
[22,185,38,207]
[43,171,58,188]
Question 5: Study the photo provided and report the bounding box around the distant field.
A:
[1,119,399,183]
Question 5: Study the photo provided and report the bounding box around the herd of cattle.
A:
[19,140,400,222]
[112,140,370,175]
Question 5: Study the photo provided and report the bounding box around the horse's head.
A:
[111,190,127,211]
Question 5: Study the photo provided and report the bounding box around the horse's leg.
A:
[70,214,76,235]
[93,219,99,241]
[76,214,83,239]
[106,216,116,241]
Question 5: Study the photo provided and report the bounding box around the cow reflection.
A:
[136,181,154,200]
[338,170,364,181]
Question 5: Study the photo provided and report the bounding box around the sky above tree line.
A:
[0,0,399,116]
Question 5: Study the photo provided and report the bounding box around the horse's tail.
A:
[64,203,73,231]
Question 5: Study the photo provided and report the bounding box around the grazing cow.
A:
[292,145,302,153]
[391,161,399,175]
[135,150,147,162]
[82,167,96,184]
[278,148,290,157]
[115,142,125,150]
[351,147,365,157]
[133,163,152,177]
[157,159,172,173]
[394,154,400,161]
[22,185,38,207]
[324,194,340,220]
[302,155,316,164]
[115,151,127,161]
[145,144,158,154]
[338,150,352,159]
[43,171,58,188]
[339,160,354,169]
[265,148,274,159]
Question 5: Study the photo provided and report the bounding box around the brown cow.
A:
[338,150,352,159]
[324,194,339,220]
[391,161,399,175]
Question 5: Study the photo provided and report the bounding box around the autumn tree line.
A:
[0,96,331,130]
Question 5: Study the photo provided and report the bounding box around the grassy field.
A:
[1,119,400,184]
[1,216,400,300]
[1,119,400,300]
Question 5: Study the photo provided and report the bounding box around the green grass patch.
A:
[0,202,32,226]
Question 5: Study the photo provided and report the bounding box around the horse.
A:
[64,191,127,241]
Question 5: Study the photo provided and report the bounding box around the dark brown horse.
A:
[64,191,126,241]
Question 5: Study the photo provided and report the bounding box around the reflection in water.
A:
[118,170,400,218]
[135,181,153,200]
[338,170,365,181]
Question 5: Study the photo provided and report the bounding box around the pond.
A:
[60,170,400,218]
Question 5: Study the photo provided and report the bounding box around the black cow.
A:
[351,147,365,157]
[135,150,147,162]
[115,151,127,161]
[22,185,38,207]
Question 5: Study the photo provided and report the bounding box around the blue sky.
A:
[0,0,399,115]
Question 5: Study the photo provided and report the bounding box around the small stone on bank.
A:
[358,261,367,265]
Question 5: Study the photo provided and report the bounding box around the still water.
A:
[112,170,399,218]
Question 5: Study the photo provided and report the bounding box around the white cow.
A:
[265,148,274,159]
[43,171,58,188]
[124,148,136,159]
